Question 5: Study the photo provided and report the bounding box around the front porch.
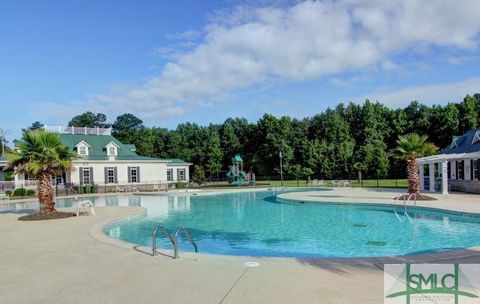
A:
[417,152,480,195]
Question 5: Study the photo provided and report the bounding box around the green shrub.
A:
[75,185,83,194]
[192,165,206,185]
[84,185,91,194]
[26,189,35,196]
[91,184,98,193]
[14,188,27,197]
[175,182,187,189]
[5,190,12,197]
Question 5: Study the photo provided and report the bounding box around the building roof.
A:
[441,129,480,154]
[59,134,190,164]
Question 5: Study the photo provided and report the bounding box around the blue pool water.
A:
[4,189,480,258]
[101,190,480,258]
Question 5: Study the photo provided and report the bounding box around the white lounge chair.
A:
[76,200,95,216]
[0,193,10,201]
[115,185,127,192]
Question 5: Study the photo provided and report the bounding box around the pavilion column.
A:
[419,164,425,191]
[429,162,435,192]
[451,161,457,180]
[441,160,448,195]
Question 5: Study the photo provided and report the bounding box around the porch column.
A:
[14,172,20,188]
[419,164,425,191]
[451,161,457,180]
[429,162,435,193]
[441,160,448,195]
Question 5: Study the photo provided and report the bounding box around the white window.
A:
[167,169,173,182]
[177,169,186,181]
[106,167,115,184]
[79,145,87,155]
[108,146,116,156]
[129,167,139,183]
[83,168,91,184]
[105,142,118,156]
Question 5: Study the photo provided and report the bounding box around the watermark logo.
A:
[384,264,480,304]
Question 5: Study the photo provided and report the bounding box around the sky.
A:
[1,0,480,142]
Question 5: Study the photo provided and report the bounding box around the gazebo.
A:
[417,129,480,195]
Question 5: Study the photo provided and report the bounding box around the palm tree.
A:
[391,133,437,196]
[6,130,78,214]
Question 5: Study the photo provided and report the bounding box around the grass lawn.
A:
[250,179,408,188]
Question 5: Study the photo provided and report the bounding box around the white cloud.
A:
[56,0,480,118]
[354,77,480,107]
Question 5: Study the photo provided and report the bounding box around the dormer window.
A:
[75,141,91,156]
[450,138,458,149]
[108,146,116,155]
[105,142,119,157]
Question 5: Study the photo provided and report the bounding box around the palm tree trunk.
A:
[407,158,420,196]
[37,171,55,214]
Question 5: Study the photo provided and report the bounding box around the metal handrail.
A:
[173,227,198,259]
[393,193,406,208]
[406,193,417,206]
[152,225,175,256]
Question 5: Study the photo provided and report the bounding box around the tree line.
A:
[24,93,480,180]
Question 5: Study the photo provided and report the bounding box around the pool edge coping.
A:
[88,191,480,264]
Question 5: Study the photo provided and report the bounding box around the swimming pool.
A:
[100,189,480,258]
[4,189,480,258]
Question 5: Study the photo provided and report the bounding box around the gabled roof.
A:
[75,140,91,148]
[442,129,480,154]
[105,141,120,148]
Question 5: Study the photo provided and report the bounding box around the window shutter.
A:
[127,167,131,183]
[79,167,84,185]
[89,167,94,184]
[104,167,108,184]
[137,166,140,183]
[177,169,180,181]
[114,167,118,183]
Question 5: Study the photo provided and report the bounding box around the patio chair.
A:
[115,185,127,192]
[332,180,339,187]
[76,200,95,216]
[318,180,324,186]
[0,193,10,201]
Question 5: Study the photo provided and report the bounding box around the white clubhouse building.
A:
[0,126,191,189]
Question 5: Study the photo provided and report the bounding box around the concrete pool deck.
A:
[1,187,480,303]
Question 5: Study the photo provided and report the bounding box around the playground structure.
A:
[226,155,254,186]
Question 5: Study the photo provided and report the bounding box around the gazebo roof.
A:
[417,151,480,164]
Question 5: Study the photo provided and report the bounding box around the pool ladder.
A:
[152,225,198,259]
[393,193,417,221]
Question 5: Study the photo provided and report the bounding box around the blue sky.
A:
[1,0,480,142]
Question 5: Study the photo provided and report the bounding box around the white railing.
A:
[44,125,112,136]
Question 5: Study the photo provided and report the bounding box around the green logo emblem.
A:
[384,264,479,304]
